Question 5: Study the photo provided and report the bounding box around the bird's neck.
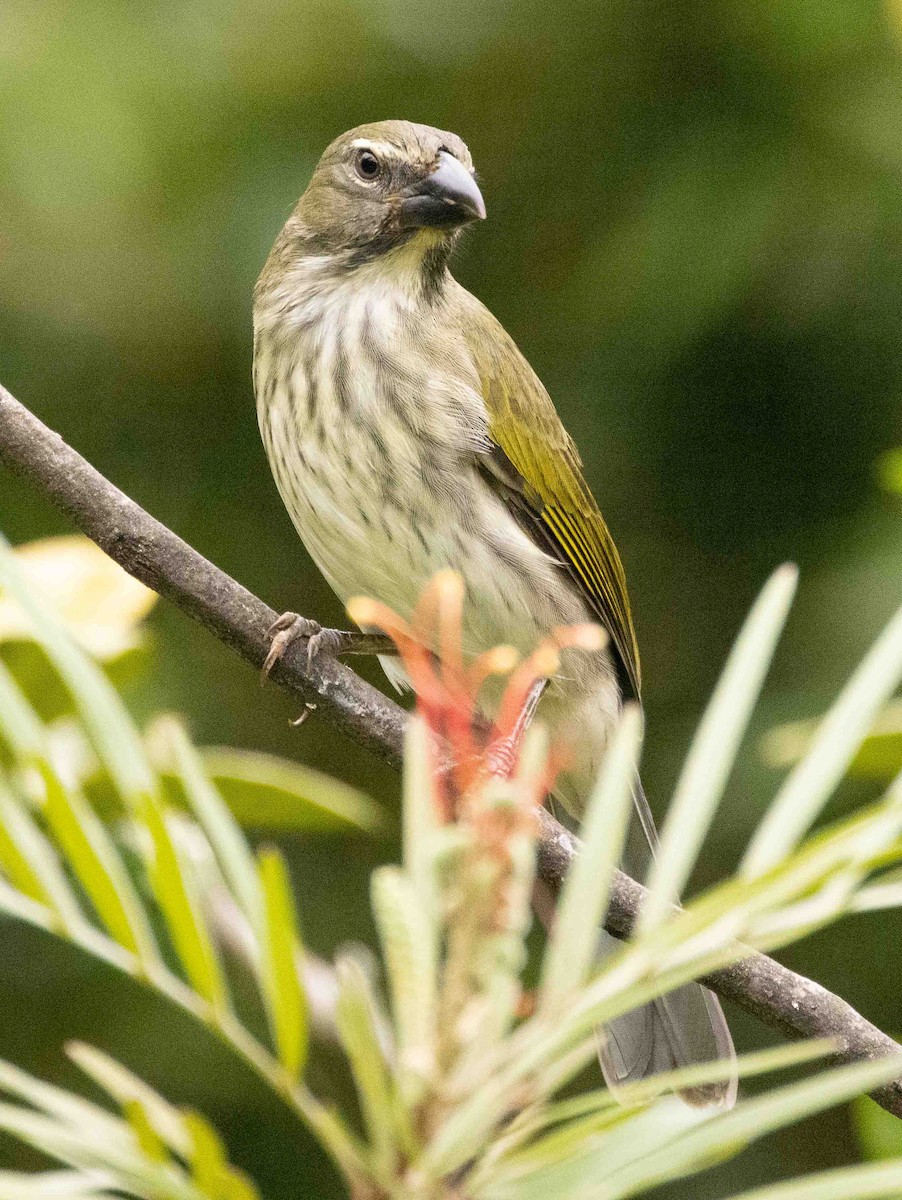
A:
[255,222,455,335]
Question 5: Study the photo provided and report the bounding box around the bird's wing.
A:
[458,292,641,699]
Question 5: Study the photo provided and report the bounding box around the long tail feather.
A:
[541,774,738,1109]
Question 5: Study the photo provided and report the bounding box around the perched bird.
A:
[253,120,736,1106]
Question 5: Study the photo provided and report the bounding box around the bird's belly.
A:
[261,392,622,812]
[262,403,579,657]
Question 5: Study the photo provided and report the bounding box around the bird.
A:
[253,119,736,1107]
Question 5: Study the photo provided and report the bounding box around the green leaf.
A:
[725,1160,902,1200]
[123,1100,168,1164]
[539,705,641,1012]
[219,1173,263,1200]
[68,1043,192,1159]
[0,780,83,930]
[147,717,263,935]
[0,1169,118,1197]
[0,658,45,761]
[852,878,902,913]
[0,1102,201,1200]
[0,1059,127,1149]
[604,1054,902,1200]
[370,866,435,1096]
[483,1056,902,1200]
[475,1102,704,1200]
[0,1053,268,1200]
[744,599,902,878]
[183,1110,229,1194]
[401,716,439,960]
[185,1108,263,1195]
[41,767,159,966]
[185,1109,265,1199]
[0,1055,269,1200]
[142,796,230,1013]
[335,955,403,1179]
[481,1040,839,1187]
[763,701,902,782]
[633,799,900,970]
[855,1093,902,1166]
[191,747,385,834]
[258,847,308,1080]
[641,565,797,932]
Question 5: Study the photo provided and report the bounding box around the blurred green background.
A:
[2,0,902,1194]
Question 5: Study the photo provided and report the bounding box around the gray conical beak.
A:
[399,151,486,230]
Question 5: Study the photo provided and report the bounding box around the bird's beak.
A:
[399,151,487,230]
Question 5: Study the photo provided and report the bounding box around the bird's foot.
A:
[261,613,346,681]
[486,678,548,779]
[261,613,394,682]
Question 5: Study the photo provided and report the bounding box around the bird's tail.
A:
[598,928,736,1107]
[542,774,737,1109]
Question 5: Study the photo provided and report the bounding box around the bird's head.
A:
[285,121,486,266]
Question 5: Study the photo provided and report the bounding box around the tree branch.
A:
[1,381,900,1117]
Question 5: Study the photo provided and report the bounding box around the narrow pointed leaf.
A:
[602,1054,902,1199]
[221,1174,263,1200]
[477,1103,703,1200]
[123,1100,168,1164]
[41,769,158,965]
[540,705,642,1012]
[724,1161,902,1200]
[0,1060,126,1148]
[142,796,229,1013]
[149,717,262,934]
[200,747,384,833]
[370,866,435,1091]
[183,1110,228,1192]
[0,1169,118,1198]
[335,955,400,1177]
[67,1044,192,1158]
[258,847,308,1079]
[0,659,45,760]
[744,601,902,877]
[402,716,439,953]
[640,565,797,933]
[184,1109,262,1199]
[0,782,83,929]
[0,1103,201,1200]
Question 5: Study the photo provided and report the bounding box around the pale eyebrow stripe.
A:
[349,138,401,157]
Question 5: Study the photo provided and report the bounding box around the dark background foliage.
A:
[2,0,902,1193]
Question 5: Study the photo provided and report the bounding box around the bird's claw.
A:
[261,614,385,684]
[303,625,345,666]
[261,612,339,681]
[291,702,317,727]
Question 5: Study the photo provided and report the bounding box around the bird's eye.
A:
[355,150,381,180]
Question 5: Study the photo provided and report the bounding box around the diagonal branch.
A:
[1,381,900,1118]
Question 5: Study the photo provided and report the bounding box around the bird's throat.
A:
[341,228,454,304]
